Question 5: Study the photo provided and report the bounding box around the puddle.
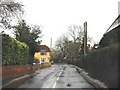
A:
[59,75,64,77]
[66,83,71,87]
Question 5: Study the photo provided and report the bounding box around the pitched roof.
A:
[39,45,51,52]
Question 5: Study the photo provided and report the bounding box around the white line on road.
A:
[59,72,62,76]
[52,82,56,88]
[57,77,59,81]
[52,68,64,88]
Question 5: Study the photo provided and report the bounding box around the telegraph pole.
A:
[84,22,87,55]
[118,1,120,24]
[118,1,120,16]
[50,38,52,50]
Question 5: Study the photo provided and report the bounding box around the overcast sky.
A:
[16,0,119,47]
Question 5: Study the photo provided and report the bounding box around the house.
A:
[34,45,51,64]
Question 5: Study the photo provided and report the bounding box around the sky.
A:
[9,0,120,47]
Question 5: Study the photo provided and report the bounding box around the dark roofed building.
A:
[34,45,51,64]
[39,45,51,52]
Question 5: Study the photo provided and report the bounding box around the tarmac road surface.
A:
[17,64,95,89]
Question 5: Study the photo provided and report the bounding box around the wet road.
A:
[17,64,95,89]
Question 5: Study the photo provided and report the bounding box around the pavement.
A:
[74,65,108,89]
[1,64,108,89]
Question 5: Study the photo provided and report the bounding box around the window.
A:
[41,58,46,63]
[40,52,46,55]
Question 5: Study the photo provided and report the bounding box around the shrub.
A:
[2,34,30,65]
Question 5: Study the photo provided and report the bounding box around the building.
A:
[34,45,51,64]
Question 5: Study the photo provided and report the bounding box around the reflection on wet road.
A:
[18,64,95,89]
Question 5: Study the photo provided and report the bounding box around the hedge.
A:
[2,34,30,65]
[75,44,118,88]
[99,25,120,48]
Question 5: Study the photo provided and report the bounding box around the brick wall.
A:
[1,65,36,84]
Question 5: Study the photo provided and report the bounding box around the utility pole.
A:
[84,22,87,55]
[50,38,52,50]
[118,1,120,16]
[118,2,120,24]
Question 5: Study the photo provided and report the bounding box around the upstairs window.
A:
[41,52,46,55]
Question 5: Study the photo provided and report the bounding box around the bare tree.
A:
[55,35,68,53]
[0,0,23,28]
[68,25,83,43]
[55,24,94,64]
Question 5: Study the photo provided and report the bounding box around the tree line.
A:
[52,25,93,63]
[1,0,43,63]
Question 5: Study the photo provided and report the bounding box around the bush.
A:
[2,34,30,65]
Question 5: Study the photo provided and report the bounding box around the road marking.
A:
[57,77,59,81]
[52,68,64,88]
[52,82,56,88]
[59,72,62,76]
[58,73,61,76]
